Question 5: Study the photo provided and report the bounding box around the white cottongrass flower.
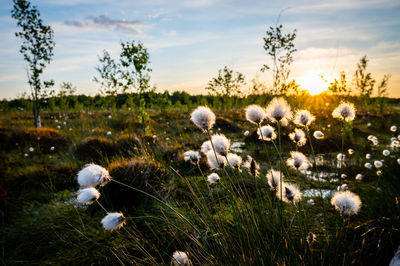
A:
[355,174,363,181]
[313,131,324,139]
[366,153,371,159]
[50,146,55,151]
[289,128,307,147]
[367,135,375,141]
[364,162,372,169]
[101,212,126,231]
[374,160,383,168]
[206,150,227,170]
[373,140,379,146]
[348,149,354,155]
[172,251,190,266]
[227,153,242,169]
[207,173,220,184]
[367,122,371,127]
[77,187,100,205]
[332,102,356,122]
[390,125,397,132]
[286,151,310,170]
[24,153,28,157]
[107,131,112,135]
[245,104,266,124]
[108,115,112,119]
[29,147,34,152]
[57,125,61,129]
[391,137,396,142]
[183,150,201,164]
[265,97,293,125]
[200,141,212,154]
[307,199,315,205]
[190,106,216,131]
[307,233,317,245]
[211,134,230,156]
[341,174,347,179]
[266,169,282,191]
[277,183,302,203]
[294,109,315,127]
[398,135,400,141]
[331,191,361,215]
[336,153,345,161]
[397,158,400,165]
[391,140,400,148]
[337,184,348,192]
[257,125,277,141]
[243,155,259,177]
[243,130,250,136]
[77,164,111,188]
[383,150,390,156]
[376,170,382,176]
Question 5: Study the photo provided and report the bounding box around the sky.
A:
[1,0,400,99]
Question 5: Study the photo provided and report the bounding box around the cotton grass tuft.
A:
[77,164,111,188]
[245,104,266,124]
[332,102,356,122]
[77,187,100,205]
[101,212,126,231]
[190,106,216,131]
[331,191,361,215]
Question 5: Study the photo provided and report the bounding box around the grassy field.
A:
[1,96,400,265]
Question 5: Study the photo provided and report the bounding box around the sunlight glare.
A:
[298,72,335,95]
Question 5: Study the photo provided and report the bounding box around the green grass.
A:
[1,101,400,265]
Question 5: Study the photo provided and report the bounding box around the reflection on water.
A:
[303,188,333,198]
[231,141,246,153]
[300,170,339,183]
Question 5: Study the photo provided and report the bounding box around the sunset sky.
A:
[1,0,399,99]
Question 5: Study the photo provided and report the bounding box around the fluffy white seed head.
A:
[200,141,212,154]
[190,106,216,131]
[257,125,277,141]
[101,212,126,231]
[266,97,293,125]
[364,162,372,169]
[172,251,190,266]
[376,170,383,176]
[337,153,345,161]
[77,164,111,188]
[331,191,361,215]
[348,149,354,155]
[332,102,356,122]
[244,130,250,136]
[313,131,324,139]
[366,153,371,159]
[206,150,227,170]
[286,151,310,170]
[183,150,201,164]
[391,140,400,148]
[289,128,307,146]
[294,109,315,127]
[211,134,230,156]
[374,160,383,168]
[77,187,100,205]
[341,174,347,179]
[207,173,220,184]
[266,169,282,191]
[245,104,266,124]
[277,183,302,203]
[355,174,363,181]
[243,155,260,176]
[398,158,400,165]
[307,199,315,205]
[382,150,390,156]
[227,153,242,169]
[390,125,397,132]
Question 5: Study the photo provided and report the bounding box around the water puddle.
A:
[303,188,333,198]
[231,141,246,153]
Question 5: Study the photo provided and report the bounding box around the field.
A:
[1,95,400,265]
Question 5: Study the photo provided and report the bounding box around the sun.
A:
[297,72,335,95]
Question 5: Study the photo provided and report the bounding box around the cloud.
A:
[64,15,145,35]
